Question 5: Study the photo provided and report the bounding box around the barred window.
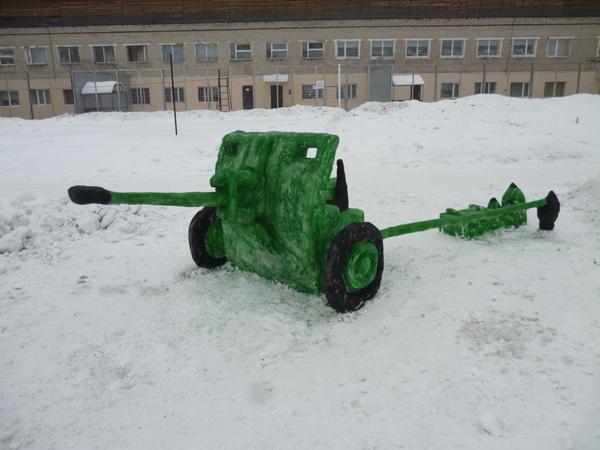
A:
[198,86,219,102]
[131,87,151,104]
[301,84,323,99]
[165,87,184,102]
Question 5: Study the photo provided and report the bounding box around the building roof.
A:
[1,0,599,28]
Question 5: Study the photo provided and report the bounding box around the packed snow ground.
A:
[1,95,599,450]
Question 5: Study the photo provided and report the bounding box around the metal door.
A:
[270,85,283,108]
[242,85,254,110]
[368,66,392,102]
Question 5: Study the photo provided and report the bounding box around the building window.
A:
[131,87,151,104]
[440,83,460,99]
[474,82,497,94]
[165,87,184,102]
[198,86,219,102]
[127,45,148,63]
[301,84,323,99]
[0,90,19,106]
[512,38,537,57]
[0,48,16,65]
[477,39,502,57]
[301,41,324,59]
[63,89,74,105]
[597,38,600,57]
[335,40,360,59]
[509,82,529,97]
[265,42,288,59]
[30,89,51,105]
[405,40,430,58]
[92,45,116,63]
[195,43,217,61]
[24,47,48,65]
[161,44,184,62]
[57,46,80,64]
[547,38,571,57]
[336,84,357,99]
[544,82,565,97]
[229,43,252,60]
[370,40,394,58]
[440,39,465,58]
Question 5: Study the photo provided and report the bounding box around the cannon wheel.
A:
[324,222,384,312]
[188,207,227,269]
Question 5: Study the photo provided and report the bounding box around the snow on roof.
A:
[263,74,289,83]
[81,81,120,95]
[392,74,425,86]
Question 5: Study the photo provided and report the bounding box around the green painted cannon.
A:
[68,131,560,312]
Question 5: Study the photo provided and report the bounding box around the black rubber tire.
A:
[324,222,384,313]
[188,207,227,269]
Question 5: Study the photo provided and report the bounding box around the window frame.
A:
[301,84,324,99]
[195,42,218,62]
[198,86,219,103]
[0,47,16,66]
[131,87,151,105]
[0,90,20,107]
[476,38,503,58]
[164,87,185,103]
[62,89,74,105]
[440,82,460,99]
[334,39,361,59]
[265,41,288,59]
[91,45,116,64]
[336,83,358,100]
[474,81,497,94]
[369,39,395,59]
[125,44,149,63]
[56,45,81,64]
[24,46,49,65]
[404,39,431,59]
[597,37,600,58]
[301,41,325,59]
[544,81,566,98]
[440,39,466,59]
[546,37,572,58]
[230,43,252,61]
[509,82,529,98]
[511,38,538,58]
[30,89,51,105]
[160,43,184,63]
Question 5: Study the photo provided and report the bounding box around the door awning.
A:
[392,75,425,86]
[263,74,289,83]
[81,81,120,95]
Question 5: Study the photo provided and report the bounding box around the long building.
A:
[1,1,599,118]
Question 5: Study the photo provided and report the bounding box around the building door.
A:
[368,65,392,102]
[270,85,283,108]
[242,85,254,110]
[410,85,422,101]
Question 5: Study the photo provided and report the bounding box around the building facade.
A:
[1,2,599,118]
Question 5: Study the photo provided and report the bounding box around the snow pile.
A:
[1,95,600,450]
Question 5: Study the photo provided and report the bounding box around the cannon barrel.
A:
[68,185,224,207]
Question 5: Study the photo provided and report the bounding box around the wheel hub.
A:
[343,241,379,293]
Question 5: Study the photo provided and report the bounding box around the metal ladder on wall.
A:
[217,69,232,112]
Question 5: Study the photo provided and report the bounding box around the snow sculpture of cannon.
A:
[68,131,560,312]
